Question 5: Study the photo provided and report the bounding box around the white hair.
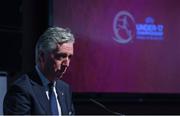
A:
[35,27,75,64]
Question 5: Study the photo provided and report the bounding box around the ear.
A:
[39,51,45,63]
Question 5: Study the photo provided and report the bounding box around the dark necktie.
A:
[49,82,59,115]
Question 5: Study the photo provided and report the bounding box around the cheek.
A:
[45,60,53,69]
[45,58,56,69]
[54,60,62,69]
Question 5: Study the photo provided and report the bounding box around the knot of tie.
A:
[48,82,54,91]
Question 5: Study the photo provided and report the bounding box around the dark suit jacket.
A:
[3,70,75,115]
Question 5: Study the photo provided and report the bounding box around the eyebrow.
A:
[54,52,73,58]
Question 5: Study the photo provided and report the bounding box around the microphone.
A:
[57,65,67,79]
[89,98,124,115]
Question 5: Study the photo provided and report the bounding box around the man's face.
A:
[41,42,74,80]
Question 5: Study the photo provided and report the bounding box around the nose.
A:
[62,57,70,67]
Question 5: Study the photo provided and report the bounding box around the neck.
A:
[37,64,56,82]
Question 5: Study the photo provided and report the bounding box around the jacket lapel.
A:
[32,83,51,114]
[56,83,68,115]
[29,70,51,114]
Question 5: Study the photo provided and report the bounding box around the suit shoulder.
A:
[14,74,31,84]
[9,74,31,90]
[4,74,32,102]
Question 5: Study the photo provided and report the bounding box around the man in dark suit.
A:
[3,27,75,115]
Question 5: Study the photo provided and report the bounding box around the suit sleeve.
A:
[3,85,31,115]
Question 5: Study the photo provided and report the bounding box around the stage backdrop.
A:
[53,0,180,93]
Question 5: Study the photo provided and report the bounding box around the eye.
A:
[54,53,67,60]
[68,55,72,59]
[54,53,72,60]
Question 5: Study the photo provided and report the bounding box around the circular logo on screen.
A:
[113,11,136,44]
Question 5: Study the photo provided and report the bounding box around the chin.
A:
[56,73,64,79]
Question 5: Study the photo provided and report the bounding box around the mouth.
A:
[56,65,67,79]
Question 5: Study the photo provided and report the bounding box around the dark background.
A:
[0,0,180,114]
[53,0,180,94]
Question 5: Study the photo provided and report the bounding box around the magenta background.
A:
[53,0,180,93]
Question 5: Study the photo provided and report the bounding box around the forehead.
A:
[54,42,74,54]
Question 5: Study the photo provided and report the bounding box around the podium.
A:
[0,71,7,114]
